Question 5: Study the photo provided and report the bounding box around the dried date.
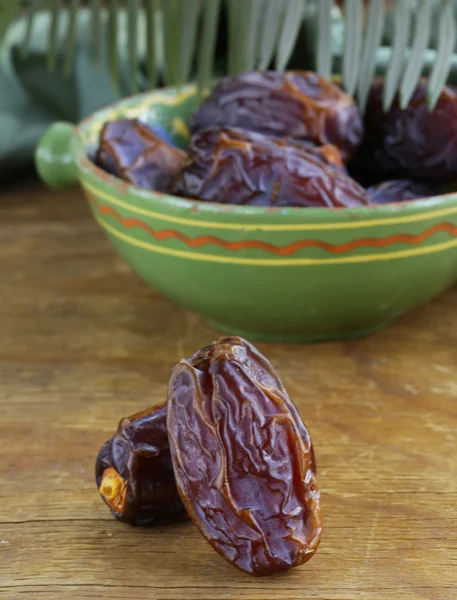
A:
[177,127,369,207]
[189,71,363,160]
[96,119,186,192]
[95,403,188,526]
[222,127,345,170]
[167,337,322,576]
[291,139,345,170]
[355,79,457,183]
[367,179,443,205]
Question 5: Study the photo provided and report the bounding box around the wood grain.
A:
[1,182,456,600]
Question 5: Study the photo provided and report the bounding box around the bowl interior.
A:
[74,85,457,221]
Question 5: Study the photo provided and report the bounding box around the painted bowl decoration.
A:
[35,83,457,342]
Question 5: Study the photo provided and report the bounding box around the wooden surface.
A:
[1,182,457,600]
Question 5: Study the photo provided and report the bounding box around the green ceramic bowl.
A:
[35,86,457,342]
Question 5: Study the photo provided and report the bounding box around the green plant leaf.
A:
[428,0,456,109]
[90,0,102,70]
[197,0,221,92]
[383,1,412,110]
[21,0,40,59]
[0,0,19,39]
[239,0,256,72]
[399,0,431,108]
[342,0,363,95]
[46,0,60,71]
[108,0,120,93]
[357,0,385,113]
[316,0,333,78]
[162,0,180,85]
[64,0,79,76]
[246,0,263,71]
[146,0,160,89]
[227,0,257,74]
[275,0,305,72]
[176,0,201,87]
[12,0,455,110]
[127,0,139,93]
[257,0,282,70]
[227,0,237,74]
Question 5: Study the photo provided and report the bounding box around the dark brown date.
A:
[356,79,457,183]
[189,71,363,160]
[167,337,322,576]
[95,403,188,526]
[221,128,345,170]
[367,179,443,205]
[96,119,186,192]
[177,127,369,208]
[187,125,344,169]
[292,139,345,170]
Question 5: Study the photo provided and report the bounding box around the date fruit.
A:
[292,139,345,170]
[356,79,457,183]
[167,337,322,576]
[95,403,188,526]
[367,179,443,205]
[177,127,369,207]
[216,126,345,169]
[96,119,186,192]
[189,71,363,160]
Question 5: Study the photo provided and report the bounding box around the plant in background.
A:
[0,0,456,111]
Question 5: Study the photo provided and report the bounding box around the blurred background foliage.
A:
[0,0,456,182]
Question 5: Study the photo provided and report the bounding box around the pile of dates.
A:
[95,70,455,207]
[96,337,322,576]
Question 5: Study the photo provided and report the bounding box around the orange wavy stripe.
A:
[88,195,457,256]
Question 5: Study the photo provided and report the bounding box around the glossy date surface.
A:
[95,119,186,192]
[189,71,363,160]
[292,139,345,170]
[95,403,188,526]
[167,337,322,576]
[177,127,369,207]
[367,179,443,204]
[356,79,457,183]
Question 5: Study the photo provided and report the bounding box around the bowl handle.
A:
[35,121,79,189]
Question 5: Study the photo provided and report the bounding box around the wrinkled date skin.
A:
[177,127,369,208]
[167,337,322,576]
[95,403,188,526]
[367,179,443,205]
[189,71,363,160]
[291,138,345,170]
[224,129,345,170]
[95,119,186,192]
[355,79,457,183]
[224,127,345,170]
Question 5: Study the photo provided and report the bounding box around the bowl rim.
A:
[73,83,457,219]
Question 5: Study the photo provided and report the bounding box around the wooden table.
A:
[1,182,457,600]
